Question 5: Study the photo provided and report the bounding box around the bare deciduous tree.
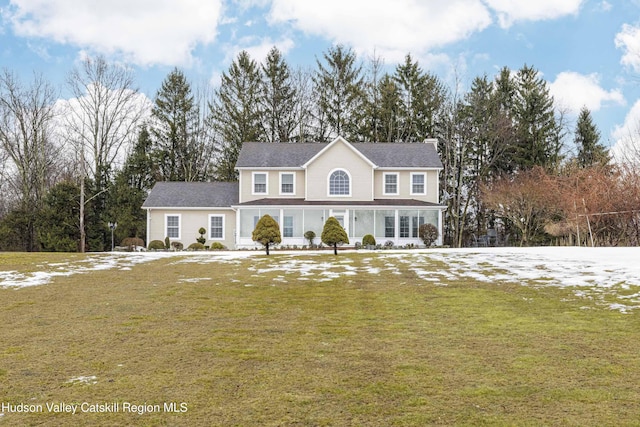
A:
[0,70,59,250]
[65,55,150,181]
[64,55,149,252]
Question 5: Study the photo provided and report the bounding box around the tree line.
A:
[0,45,632,251]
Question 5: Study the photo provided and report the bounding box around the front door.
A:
[331,210,348,235]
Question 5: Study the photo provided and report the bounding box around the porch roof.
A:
[236,198,446,208]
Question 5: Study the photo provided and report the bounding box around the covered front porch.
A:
[233,200,445,249]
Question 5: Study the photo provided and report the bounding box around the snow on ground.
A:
[0,247,638,311]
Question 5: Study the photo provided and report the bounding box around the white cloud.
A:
[615,24,640,72]
[549,71,624,114]
[222,36,295,64]
[612,100,640,164]
[598,1,612,12]
[484,0,584,28]
[5,0,223,66]
[267,0,493,63]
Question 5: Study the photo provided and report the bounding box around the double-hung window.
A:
[253,172,267,194]
[384,173,399,195]
[166,215,180,239]
[209,215,224,240]
[411,173,426,195]
[280,173,294,195]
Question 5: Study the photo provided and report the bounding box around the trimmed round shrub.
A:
[148,240,165,250]
[188,242,205,251]
[210,242,226,250]
[171,241,184,251]
[362,234,376,246]
[419,223,439,247]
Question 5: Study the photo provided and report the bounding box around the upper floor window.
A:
[411,173,426,195]
[384,173,399,195]
[329,169,350,196]
[280,172,295,195]
[253,172,267,194]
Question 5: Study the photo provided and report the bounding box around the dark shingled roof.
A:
[237,198,446,208]
[142,182,239,208]
[235,141,443,169]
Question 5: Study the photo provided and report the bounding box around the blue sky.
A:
[1,0,639,158]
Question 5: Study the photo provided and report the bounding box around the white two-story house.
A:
[142,137,445,249]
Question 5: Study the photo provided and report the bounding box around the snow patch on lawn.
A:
[1,247,639,312]
[66,375,97,385]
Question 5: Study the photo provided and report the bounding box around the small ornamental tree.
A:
[304,230,316,247]
[197,227,206,244]
[419,223,439,247]
[252,214,281,255]
[321,216,349,255]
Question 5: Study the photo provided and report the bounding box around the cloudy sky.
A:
[1,0,639,157]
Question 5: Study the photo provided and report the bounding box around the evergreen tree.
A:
[377,74,401,142]
[151,68,205,181]
[260,47,297,142]
[493,66,516,113]
[210,51,263,180]
[124,126,158,191]
[252,214,281,255]
[37,181,81,252]
[321,216,349,255]
[313,45,364,141]
[512,65,563,171]
[575,107,609,168]
[105,173,147,245]
[360,52,385,142]
[394,54,447,142]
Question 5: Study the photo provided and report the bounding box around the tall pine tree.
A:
[260,47,297,142]
[394,54,447,142]
[210,51,263,180]
[512,65,563,171]
[575,106,609,168]
[151,68,204,181]
[312,45,364,141]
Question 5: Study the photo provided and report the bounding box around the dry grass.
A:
[1,251,639,426]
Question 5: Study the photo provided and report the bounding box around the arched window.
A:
[329,169,350,195]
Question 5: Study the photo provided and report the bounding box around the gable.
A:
[302,137,376,168]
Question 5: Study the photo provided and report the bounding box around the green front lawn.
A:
[0,252,639,426]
